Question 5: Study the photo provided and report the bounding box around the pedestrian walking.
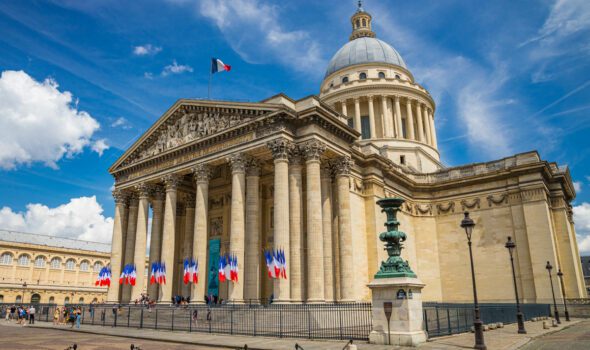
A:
[29,305,35,324]
[75,308,81,329]
[192,309,198,327]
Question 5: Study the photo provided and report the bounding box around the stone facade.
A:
[0,230,110,305]
[106,4,587,304]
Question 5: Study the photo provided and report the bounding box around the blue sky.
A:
[1,0,590,252]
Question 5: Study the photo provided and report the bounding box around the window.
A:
[342,76,349,84]
[50,257,61,269]
[359,72,367,80]
[93,262,103,272]
[378,72,386,79]
[355,19,360,28]
[329,82,334,88]
[0,253,12,265]
[361,116,371,139]
[17,254,30,266]
[400,155,406,165]
[362,18,366,27]
[78,297,84,303]
[34,256,45,267]
[65,259,76,270]
[16,295,22,303]
[49,296,55,304]
[64,297,70,305]
[395,74,401,79]
[0,295,3,303]
[80,260,89,272]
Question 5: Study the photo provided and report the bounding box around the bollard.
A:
[496,322,504,328]
[543,321,550,329]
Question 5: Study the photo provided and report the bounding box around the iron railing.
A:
[423,302,551,337]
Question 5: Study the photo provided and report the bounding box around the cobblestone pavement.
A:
[0,322,220,350]
[519,320,590,350]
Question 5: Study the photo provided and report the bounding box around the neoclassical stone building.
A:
[107,4,586,304]
[0,230,110,305]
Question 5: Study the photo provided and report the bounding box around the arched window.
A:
[16,295,22,303]
[92,298,98,303]
[80,260,90,272]
[93,262,103,272]
[31,294,41,304]
[362,18,367,27]
[0,253,13,265]
[342,76,349,84]
[355,19,360,28]
[49,296,55,304]
[65,259,76,270]
[17,254,30,266]
[50,257,61,269]
[78,297,84,304]
[395,74,401,79]
[378,72,386,79]
[34,256,45,267]
[359,72,367,80]
[0,295,3,303]
[64,297,70,305]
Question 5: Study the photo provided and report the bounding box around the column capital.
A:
[192,164,212,183]
[267,138,293,161]
[185,196,196,209]
[135,183,154,199]
[152,185,166,201]
[394,95,401,102]
[112,189,129,205]
[321,163,333,180]
[367,95,374,102]
[228,153,247,173]
[162,174,182,192]
[128,192,139,207]
[353,97,360,103]
[301,140,326,162]
[246,158,261,176]
[333,156,353,176]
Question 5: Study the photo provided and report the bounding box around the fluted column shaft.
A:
[335,157,354,301]
[416,102,425,142]
[181,199,195,297]
[429,109,438,148]
[228,154,246,302]
[267,139,292,302]
[341,100,348,117]
[122,195,139,303]
[191,165,210,303]
[289,155,304,302]
[406,98,416,140]
[131,185,151,301]
[368,96,376,139]
[303,141,326,302]
[147,189,165,300]
[354,98,362,135]
[107,191,128,302]
[244,163,261,302]
[394,96,403,139]
[423,105,433,145]
[159,174,180,303]
[381,96,391,138]
[321,166,335,302]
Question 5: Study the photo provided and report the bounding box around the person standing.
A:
[75,308,81,329]
[28,305,35,324]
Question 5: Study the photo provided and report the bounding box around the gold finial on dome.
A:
[350,0,375,41]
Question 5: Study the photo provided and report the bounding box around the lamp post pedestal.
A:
[368,277,427,347]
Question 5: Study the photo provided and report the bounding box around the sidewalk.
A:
[27,319,582,350]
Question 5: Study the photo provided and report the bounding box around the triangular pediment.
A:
[109,99,279,173]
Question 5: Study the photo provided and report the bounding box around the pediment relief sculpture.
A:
[121,106,271,167]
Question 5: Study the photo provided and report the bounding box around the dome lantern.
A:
[350,0,375,41]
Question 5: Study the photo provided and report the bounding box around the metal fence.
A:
[423,302,551,337]
[50,303,373,341]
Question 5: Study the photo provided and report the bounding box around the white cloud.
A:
[91,138,109,156]
[194,0,323,74]
[161,60,194,76]
[0,70,102,169]
[574,202,590,255]
[0,196,114,244]
[111,117,132,129]
[573,180,583,193]
[133,44,162,56]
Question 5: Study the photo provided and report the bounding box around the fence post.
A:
[307,306,312,339]
[127,306,131,327]
[435,306,440,336]
[279,307,283,338]
[338,305,343,340]
[140,307,144,329]
[92,307,95,325]
[424,309,429,334]
[447,308,451,335]
[189,308,192,333]
[114,308,118,328]
[253,307,257,337]
[155,308,158,329]
[172,308,175,331]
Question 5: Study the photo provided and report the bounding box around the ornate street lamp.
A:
[545,261,560,325]
[460,212,486,350]
[504,237,526,334]
[556,269,570,321]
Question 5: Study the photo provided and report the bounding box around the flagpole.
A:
[208,68,212,100]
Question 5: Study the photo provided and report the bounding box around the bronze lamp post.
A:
[460,212,486,350]
[556,269,570,321]
[504,237,526,334]
[545,261,560,324]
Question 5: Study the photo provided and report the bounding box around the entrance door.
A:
[31,293,41,304]
[207,238,220,299]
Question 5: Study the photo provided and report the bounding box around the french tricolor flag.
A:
[211,58,231,74]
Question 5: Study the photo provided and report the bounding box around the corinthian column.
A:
[341,100,348,117]
[131,184,152,301]
[122,193,139,303]
[228,153,247,302]
[107,190,128,302]
[244,160,261,302]
[321,165,335,302]
[381,96,391,138]
[354,98,362,135]
[423,105,433,145]
[181,196,195,297]
[394,96,403,139]
[406,98,416,140]
[191,164,210,303]
[267,138,292,302]
[147,186,165,300]
[302,140,326,302]
[368,96,376,139]
[159,174,180,303]
[334,156,354,301]
[429,109,438,148]
[416,102,425,142]
[288,151,304,302]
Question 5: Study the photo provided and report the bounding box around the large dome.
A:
[325,37,407,78]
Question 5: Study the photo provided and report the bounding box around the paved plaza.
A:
[0,318,585,350]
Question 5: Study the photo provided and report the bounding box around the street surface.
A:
[520,320,590,350]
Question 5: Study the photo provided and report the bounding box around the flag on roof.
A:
[211,58,231,74]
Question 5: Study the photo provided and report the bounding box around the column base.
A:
[305,299,325,304]
[369,330,427,347]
